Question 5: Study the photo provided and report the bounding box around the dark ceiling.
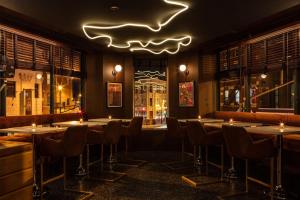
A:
[0,0,299,53]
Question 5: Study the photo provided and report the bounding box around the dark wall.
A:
[85,52,134,118]
[168,51,199,118]
[86,50,201,119]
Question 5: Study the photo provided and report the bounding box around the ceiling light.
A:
[58,85,63,91]
[110,5,120,12]
[82,0,191,54]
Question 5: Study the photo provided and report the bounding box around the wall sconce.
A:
[112,64,122,76]
[179,64,189,76]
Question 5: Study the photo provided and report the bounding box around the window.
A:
[54,75,81,114]
[6,69,50,116]
[6,81,16,97]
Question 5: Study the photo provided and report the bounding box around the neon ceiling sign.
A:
[82,0,192,54]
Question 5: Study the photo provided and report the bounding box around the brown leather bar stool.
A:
[182,121,224,188]
[87,120,126,182]
[163,117,190,170]
[218,125,276,200]
[39,125,93,200]
[118,117,146,167]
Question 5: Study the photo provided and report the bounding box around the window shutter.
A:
[250,41,266,69]
[286,29,299,68]
[35,41,50,67]
[200,54,217,82]
[72,51,81,72]
[229,47,239,68]
[266,34,284,69]
[219,50,228,71]
[16,35,34,68]
[61,47,72,70]
[5,32,14,61]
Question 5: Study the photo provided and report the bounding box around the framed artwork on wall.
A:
[178,81,194,107]
[107,82,122,107]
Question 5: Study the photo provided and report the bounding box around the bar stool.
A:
[39,125,93,200]
[118,117,146,167]
[87,120,126,182]
[218,125,276,200]
[163,117,190,170]
[182,121,224,188]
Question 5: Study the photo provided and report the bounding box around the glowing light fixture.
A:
[58,85,63,91]
[112,64,122,76]
[82,0,192,54]
[179,64,187,72]
[36,73,42,80]
[260,73,267,79]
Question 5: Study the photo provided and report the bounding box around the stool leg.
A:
[270,157,274,200]
[125,136,128,156]
[220,145,224,181]
[181,140,185,161]
[245,159,249,193]
[63,157,67,190]
[40,160,44,197]
[205,145,208,175]
[86,144,90,174]
[193,145,196,166]
[101,144,104,162]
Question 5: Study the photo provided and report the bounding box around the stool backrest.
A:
[104,120,122,144]
[166,117,180,135]
[63,125,88,157]
[186,121,207,145]
[127,117,143,136]
[222,125,253,159]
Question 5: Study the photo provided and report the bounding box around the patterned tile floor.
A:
[44,151,289,200]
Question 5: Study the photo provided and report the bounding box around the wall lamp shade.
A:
[112,64,122,76]
[179,64,187,72]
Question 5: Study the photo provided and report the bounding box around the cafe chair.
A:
[39,125,93,200]
[218,125,276,200]
[182,121,225,188]
[87,120,126,182]
[118,117,147,167]
[163,117,191,170]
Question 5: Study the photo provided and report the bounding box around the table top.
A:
[88,118,132,123]
[0,126,67,135]
[245,125,300,136]
[52,121,106,127]
[204,121,263,129]
[142,124,167,131]
[178,118,224,123]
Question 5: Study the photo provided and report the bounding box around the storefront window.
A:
[54,75,81,113]
[6,69,50,116]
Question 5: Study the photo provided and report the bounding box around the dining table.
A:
[88,118,132,123]
[178,118,224,123]
[0,125,67,198]
[52,120,106,127]
[245,125,300,199]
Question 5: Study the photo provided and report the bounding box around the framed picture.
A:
[178,81,194,107]
[107,82,122,107]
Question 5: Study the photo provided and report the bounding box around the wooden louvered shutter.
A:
[35,41,50,70]
[250,41,266,70]
[0,31,4,55]
[5,32,14,61]
[200,54,217,82]
[219,50,228,71]
[286,29,299,68]
[72,51,81,72]
[266,34,284,69]
[53,46,60,67]
[229,47,239,69]
[16,35,34,68]
[61,47,72,70]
